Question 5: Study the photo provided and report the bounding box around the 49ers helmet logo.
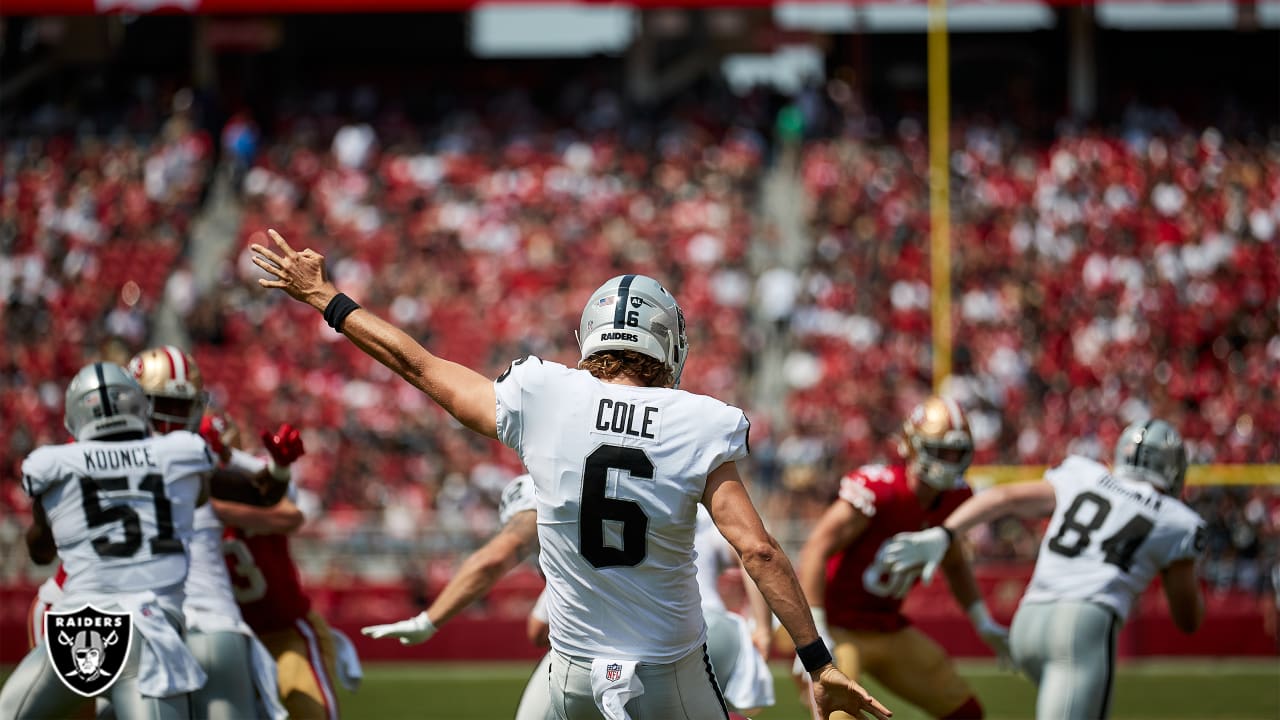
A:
[44,605,133,697]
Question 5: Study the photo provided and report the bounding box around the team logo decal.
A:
[606,663,622,682]
[44,605,133,697]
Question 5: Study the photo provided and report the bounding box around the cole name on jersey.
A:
[494,356,750,663]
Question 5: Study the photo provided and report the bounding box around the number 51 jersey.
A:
[21,431,212,600]
[494,357,750,663]
[1022,455,1205,621]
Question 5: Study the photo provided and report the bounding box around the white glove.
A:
[967,603,1014,670]
[361,612,437,646]
[791,607,837,678]
[878,526,952,585]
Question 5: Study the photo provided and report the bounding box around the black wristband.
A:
[941,525,956,545]
[796,638,833,673]
[322,293,361,333]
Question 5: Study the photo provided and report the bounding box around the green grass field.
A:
[4,659,1278,719]
[336,660,1276,720]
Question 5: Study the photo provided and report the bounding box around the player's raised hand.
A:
[262,423,305,467]
[198,413,233,464]
[812,665,892,720]
[250,229,336,310]
[878,526,951,584]
[361,612,437,646]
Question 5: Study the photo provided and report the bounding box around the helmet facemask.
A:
[128,346,208,434]
[900,396,974,491]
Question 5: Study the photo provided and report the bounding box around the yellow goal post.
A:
[967,464,1280,488]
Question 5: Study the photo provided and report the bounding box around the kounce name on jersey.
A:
[22,431,212,600]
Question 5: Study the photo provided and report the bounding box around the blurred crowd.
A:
[1,84,1277,598]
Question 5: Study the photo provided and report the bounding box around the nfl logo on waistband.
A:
[606,663,622,682]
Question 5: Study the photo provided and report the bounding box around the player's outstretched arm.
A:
[25,502,56,565]
[881,480,1057,582]
[943,479,1057,534]
[362,509,539,645]
[797,499,868,641]
[938,542,1014,667]
[251,229,498,439]
[425,510,538,627]
[212,497,306,535]
[704,462,891,720]
[1161,559,1205,634]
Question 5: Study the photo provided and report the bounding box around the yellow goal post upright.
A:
[924,5,1278,495]
[967,464,1280,489]
[928,0,952,393]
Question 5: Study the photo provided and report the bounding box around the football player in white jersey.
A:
[693,504,776,716]
[0,362,211,720]
[365,474,553,718]
[129,345,289,720]
[365,476,776,718]
[254,229,891,720]
[878,419,1206,720]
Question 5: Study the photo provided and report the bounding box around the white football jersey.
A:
[1021,455,1205,620]
[183,503,244,623]
[693,505,736,613]
[21,431,212,599]
[495,357,750,662]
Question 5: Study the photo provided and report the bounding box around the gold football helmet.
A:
[898,395,974,490]
[128,345,207,433]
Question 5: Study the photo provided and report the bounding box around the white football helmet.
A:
[1113,419,1187,496]
[128,345,207,434]
[898,395,974,491]
[577,274,689,388]
[63,362,152,441]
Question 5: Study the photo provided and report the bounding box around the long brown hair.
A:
[579,350,673,388]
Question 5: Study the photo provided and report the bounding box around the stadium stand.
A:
[1,11,1276,664]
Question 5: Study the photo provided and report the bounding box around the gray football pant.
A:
[515,653,553,720]
[548,645,729,720]
[701,608,740,695]
[1010,600,1121,720]
[186,630,256,720]
[0,632,192,720]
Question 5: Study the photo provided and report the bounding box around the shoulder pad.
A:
[21,446,66,497]
[496,355,542,383]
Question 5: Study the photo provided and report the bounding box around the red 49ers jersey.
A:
[824,464,971,632]
[222,527,311,633]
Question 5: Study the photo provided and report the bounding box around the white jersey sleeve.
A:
[22,432,212,604]
[1022,455,1206,621]
[499,474,537,526]
[494,356,750,662]
[693,504,736,613]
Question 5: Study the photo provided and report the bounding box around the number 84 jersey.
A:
[494,356,750,663]
[1022,455,1205,621]
[21,432,212,601]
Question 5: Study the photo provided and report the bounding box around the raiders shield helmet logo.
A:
[44,605,133,697]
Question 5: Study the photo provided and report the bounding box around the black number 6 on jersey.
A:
[579,445,653,569]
